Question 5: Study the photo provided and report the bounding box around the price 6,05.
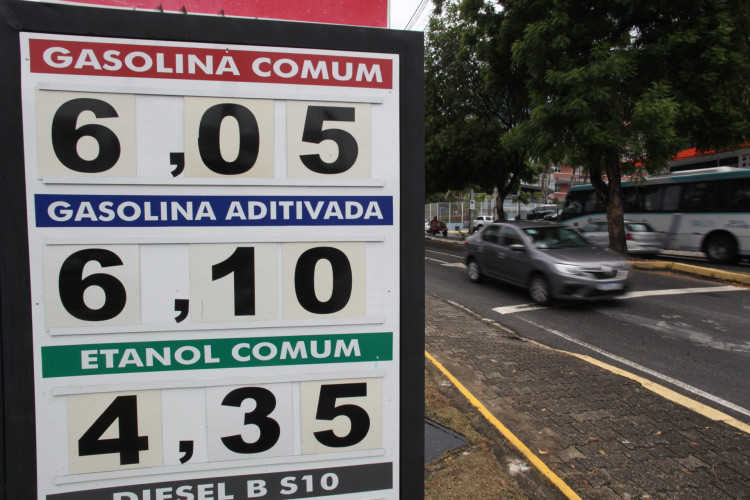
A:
[43,242,367,328]
[66,379,383,474]
[36,91,372,180]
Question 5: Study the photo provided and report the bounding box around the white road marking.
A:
[425,256,466,268]
[492,285,744,315]
[442,262,467,268]
[617,285,742,299]
[515,316,750,419]
[425,257,447,264]
[426,249,463,259]
[493,304,545,314]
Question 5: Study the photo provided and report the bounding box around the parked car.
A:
[526,205,558,220]
[542,207,562,221]
[464,222,630,305]
[473,215,494,231]
[425,219,430,232]
[579,220,663,256]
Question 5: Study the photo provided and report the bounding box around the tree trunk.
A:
[588,157,627,255]
[604,156,627,255]
[493,186,505,221]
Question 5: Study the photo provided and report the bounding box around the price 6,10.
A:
[35,91,372,180]
[66,379,383,474]
[42,242,367,329]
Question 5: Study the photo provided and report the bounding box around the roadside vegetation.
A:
[426,0,750,253]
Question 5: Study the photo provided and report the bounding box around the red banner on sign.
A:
[56,0,389,28]
[29,37,393,89]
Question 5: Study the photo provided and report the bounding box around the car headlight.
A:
[553,263,589,276]
[617,264,630,278]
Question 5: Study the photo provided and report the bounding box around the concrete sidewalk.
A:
[425,293,750,499]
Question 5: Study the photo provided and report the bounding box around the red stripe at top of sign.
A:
[28,38,393,90]
[59,0,388,28]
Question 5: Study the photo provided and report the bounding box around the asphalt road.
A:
[425,238,750,426]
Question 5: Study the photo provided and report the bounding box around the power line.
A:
[405,0,431,30]
[406,0,430,30]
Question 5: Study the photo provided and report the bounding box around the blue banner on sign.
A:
[35,194,393,227]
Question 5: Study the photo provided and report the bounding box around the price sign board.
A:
[0,2,424,498]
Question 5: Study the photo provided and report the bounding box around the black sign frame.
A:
[0,1,424,497]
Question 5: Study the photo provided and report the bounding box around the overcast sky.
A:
[390,0,433,30]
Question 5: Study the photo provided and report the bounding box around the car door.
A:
[499,226,532,285]
[625,222,663,251]
[474,225,504,278]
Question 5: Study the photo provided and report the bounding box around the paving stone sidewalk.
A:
[425,293,750,499]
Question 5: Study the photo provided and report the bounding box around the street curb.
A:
[425,350,582,500]
[630,260,750,285]
[424,233,465,246]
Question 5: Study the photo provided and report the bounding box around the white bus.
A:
[560,167,750,264]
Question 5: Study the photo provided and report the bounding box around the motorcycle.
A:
[428,219,448,237]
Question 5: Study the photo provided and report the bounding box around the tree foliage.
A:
[462,0,750,253]
[425,1,536,220]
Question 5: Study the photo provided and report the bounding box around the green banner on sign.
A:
[42,332,393,378]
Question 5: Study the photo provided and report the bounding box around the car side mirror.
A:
[510,244,526,252]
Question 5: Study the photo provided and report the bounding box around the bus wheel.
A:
[704,233,738,264]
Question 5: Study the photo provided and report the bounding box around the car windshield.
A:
[523,226,591,249]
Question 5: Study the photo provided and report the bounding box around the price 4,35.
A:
[67,379,382,474]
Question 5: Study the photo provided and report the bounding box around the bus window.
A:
[661,185,681,211]
[644,186,664,211]
[681,181,727,212]
[583,190,605,213]
[563,193,584,215]
[624,186,645,211]
[728,178,750,211]
[624,184,678,212]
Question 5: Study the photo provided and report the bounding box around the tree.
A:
[463,0,750,253]
[425,1,536,224]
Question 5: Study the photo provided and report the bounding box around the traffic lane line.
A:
[425,256,467,268]
[515,316,750,433]
[426,248,464,260]
[492,285,745,315]
[425,350,582,500]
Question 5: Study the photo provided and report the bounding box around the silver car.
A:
[464,222,630,305]
[579,220,663,256]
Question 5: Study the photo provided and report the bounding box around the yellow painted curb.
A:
[425,351,582,500]
[631,260,750,286]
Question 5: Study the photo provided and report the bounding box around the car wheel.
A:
[467,260,483,283]
[529,273,552,306]
[704,233,738,264]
